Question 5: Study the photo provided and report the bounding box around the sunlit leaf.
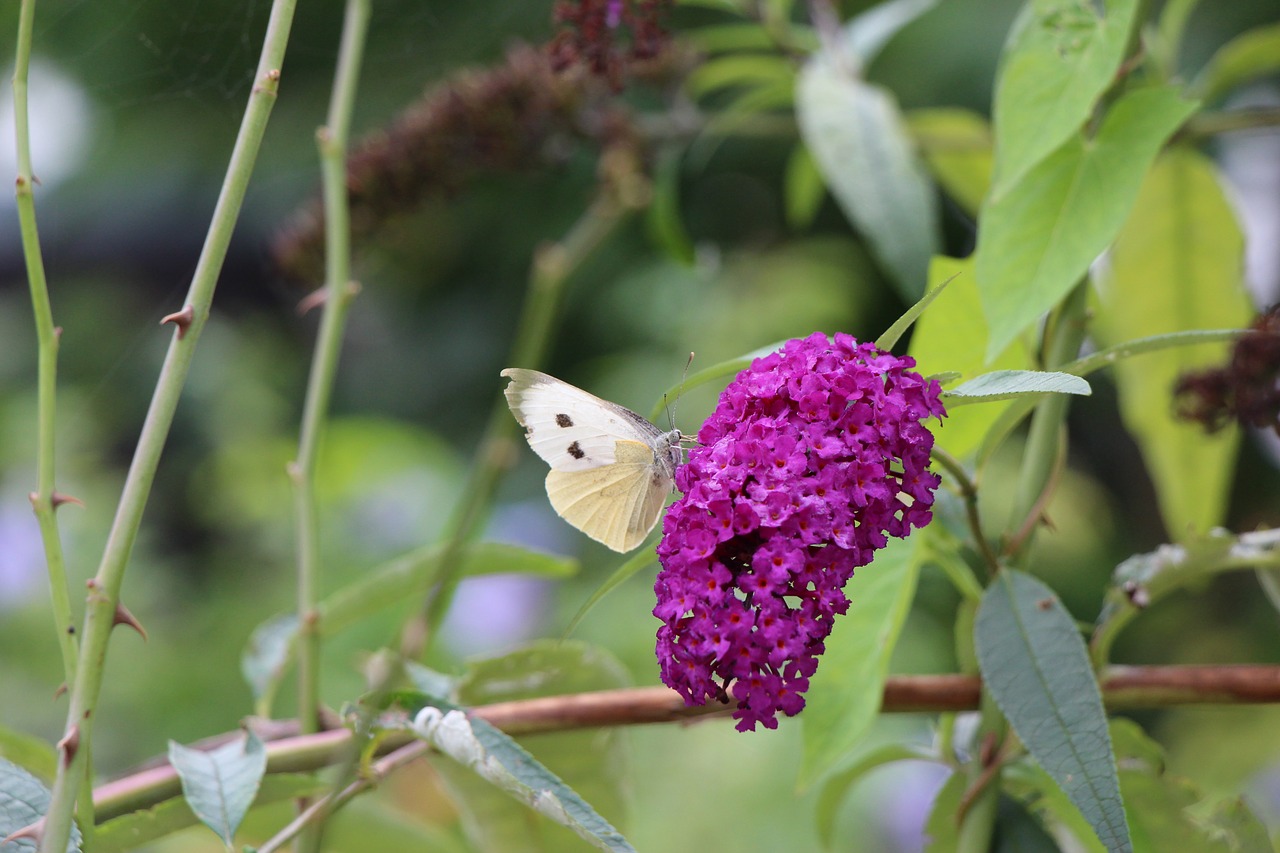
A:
[907,108,993,218]
[1093,146,1251,538]
[976,85,1197,359]
[989,0,1139,197]
[168,730,267,847]
[909,257,1031,456]
[800,535,923,786]
[976,571,1131,852]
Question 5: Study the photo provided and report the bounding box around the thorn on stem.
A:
[296,289,327,315]
[51,491,84,509]
[54,682,67,700]
[161,304,196,338]
[2,820,43,847]
[113,602,149,641]
[58,724,81,765]
[53,326,63,340]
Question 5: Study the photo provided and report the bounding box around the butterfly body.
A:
[501,368,682,552]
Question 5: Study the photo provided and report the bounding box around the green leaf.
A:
[1003,759,1107,852]
[242,542,576,707]
[415,696,635,853]
[797,55,939,300]
[1092,529,1280,663]
[816,744,935,848]
[923,769,968,851]
[685,54,797,100]
[783,142,826,230]
[563,548,658,639]
[646,147,695,265]
[1195,22,1280,103]
[168,730,267,847]
[840,0,936,68]
[1151,0,1200,78]
[876,266,956,352]
[975,570,1131,852]
[976,85,1198,359]
[909,257,1032,457]
[989,0,1139,197]
[800,535,922,786]
[945,370,1091,404]
[686,22,778,55]
[241,613,299,710]
[994,795,1063,851]
[0,757,81,852]
[907,108,993,219]
[94,773,324,853]
[0,726,56,784]
[441,642,632,853]
[1092,146,1251,538]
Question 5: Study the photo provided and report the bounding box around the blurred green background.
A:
[1,0,1279,849]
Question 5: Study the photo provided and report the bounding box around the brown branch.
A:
[92,664,1280,823]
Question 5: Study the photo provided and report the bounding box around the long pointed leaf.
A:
[975,570,1131,852]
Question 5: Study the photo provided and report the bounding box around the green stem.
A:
[930,448,998,584]
[12,0,78,691]
[413,192,636,653]
[1005,282,1089,565]
[37,3,300,849]
[306,192,638,831]
[292,0,370,739]
[291,4,369,850]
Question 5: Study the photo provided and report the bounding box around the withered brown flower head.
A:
[271,46,638,283]
[549,0,673,88]
[1175,305,1280,435]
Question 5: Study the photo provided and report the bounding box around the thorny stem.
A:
[38,2,300,850]
[289,3,370,852]
[291,0,370,745]
[13,0,78,689]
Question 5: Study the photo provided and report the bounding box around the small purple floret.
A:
[654,333,946,731]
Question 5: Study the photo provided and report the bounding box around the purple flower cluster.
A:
[654,333,946,731]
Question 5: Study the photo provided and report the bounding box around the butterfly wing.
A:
[544,439,673,552]
[501,368,664,471]
[502,368,679,552]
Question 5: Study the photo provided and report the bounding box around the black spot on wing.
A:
[556,413,574,428]
[567,441,586,460]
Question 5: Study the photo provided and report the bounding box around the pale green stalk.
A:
[1005,282,1090,561]
[12,0,77,692]
[308,192,639,833]
[291,0,370,741]
[37,2,300,849]
[290,3,370,850]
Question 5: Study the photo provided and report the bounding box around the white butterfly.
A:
[501,368,684,552]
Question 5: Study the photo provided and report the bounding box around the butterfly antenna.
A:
[667,351,695,433]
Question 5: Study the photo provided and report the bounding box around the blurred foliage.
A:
[1,0,1280,850]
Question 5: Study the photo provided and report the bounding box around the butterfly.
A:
[501,368,684,552]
